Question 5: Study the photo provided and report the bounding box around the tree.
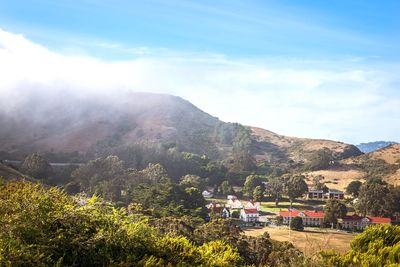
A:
[219,180,234,195]
[0,181,242,266]
[265,177,284,206]
[229,151,256,174]
[284,175,308,206]
[323,199,347,228]
[290,217,304,231]
[312,175,325,190]
[356,181,395,217]
[346,180,362,197]
[243,175,265,198]
[253,185,264,202]
[71,155,125,199]
[305,148,333,171]
[328,225,400,266]
[20,153,53,181]
[179,174,204,190]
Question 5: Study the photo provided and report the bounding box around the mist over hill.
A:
[0,89,362,169]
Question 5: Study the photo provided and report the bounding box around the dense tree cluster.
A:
[355,178,400,217]
[20,153,53,181]
[327,224,400,266]
[0,180,313,266]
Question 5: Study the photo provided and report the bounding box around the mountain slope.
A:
[0,91,362,167]
[305,144,400,190]
[0,162,36,182]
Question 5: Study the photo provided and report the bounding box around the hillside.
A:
[250,127,361,164]
[305,144,400,190]
[0,91,362,169]
[0,162,36,182]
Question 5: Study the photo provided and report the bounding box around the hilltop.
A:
[0,91,362,171]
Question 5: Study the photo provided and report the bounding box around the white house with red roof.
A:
[340,214,391,231]
[240,208,259,222]
[279,210,325,227]
[245,200,261,211]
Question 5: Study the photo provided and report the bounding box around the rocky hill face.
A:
[0,90,362,167]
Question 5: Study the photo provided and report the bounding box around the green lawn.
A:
[259,199,325,212]
[206,196,326,213]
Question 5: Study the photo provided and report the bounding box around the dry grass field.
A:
[245,227,357,256]
[369,144,400,164]
[303,169,366,191]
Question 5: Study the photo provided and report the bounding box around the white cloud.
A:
[0,28,399,144]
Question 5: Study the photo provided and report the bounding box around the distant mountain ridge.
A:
[356,141,398,153]
[0,90,362,167]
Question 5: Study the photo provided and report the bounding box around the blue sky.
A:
[0,0,399,143]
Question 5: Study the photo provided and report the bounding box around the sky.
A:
[0,0,399,144]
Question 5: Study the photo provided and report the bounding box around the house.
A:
[245,200,261,211]
[202,190,214,198]
[279,210,325,227]
[340,214,391,231]
[325,189,344,199]
[308,189,324,199]
[227,195,237,200]
[206,203,230,218]
[227,199,243,209]
[240,208,259,222]
[307,188,344,200]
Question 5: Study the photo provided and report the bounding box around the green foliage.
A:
[328,225,400,266]
[215,122,252,152]
[0,181,312,266]
[228,151,257,174]
[304,148,333,171]
[71,155,125,199]
[284,175,308,205]
[290,217,304,231]
[243,174,266,198]
[265,177,284,206]
[323,199,347,227]
[219,180,234,195]
[356,180,398,217]
[346,180,362,197]
[253,185,264,201]
[20,153,53,181]
[179,174,204,190]
[0,181,242,266]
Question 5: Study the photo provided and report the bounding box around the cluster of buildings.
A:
[203,190,393,231]
[205,194,261,223]
[278,210,391,230]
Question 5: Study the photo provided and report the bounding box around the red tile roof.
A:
[368,216,391,224]
[342,215,391,224]
[243,208,259,214]
[279,210,325,218]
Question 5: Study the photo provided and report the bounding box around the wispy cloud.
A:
[0,28,399,144]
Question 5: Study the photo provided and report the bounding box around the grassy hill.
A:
[304,144,400,190]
